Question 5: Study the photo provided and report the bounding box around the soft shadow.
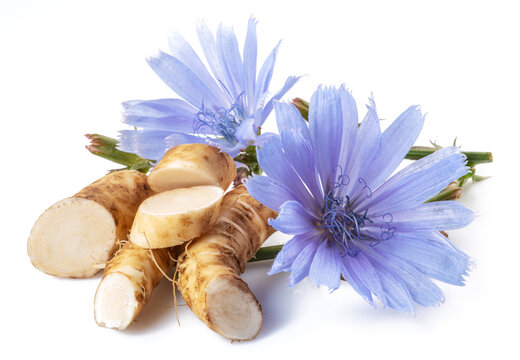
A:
[336,285,447,326]
[242,261,295,340]
[343,301,412,322]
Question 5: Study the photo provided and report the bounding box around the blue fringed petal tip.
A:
[245,85,475,313]
[119,18,300,161]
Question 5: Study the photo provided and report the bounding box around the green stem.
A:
[406,147,493,166]
[85,134,155,173]
[425,184,462,202]
[251,160,489,262]
[233,144,262,186]
[291,98,493,167]
[250,245,283,262]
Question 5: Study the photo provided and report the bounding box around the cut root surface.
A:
[93,242,175,330]
[175,186,277,341]
[149,167,218,193]
[94,273,139,330]
[139,185,222,215]
[206,277,263,341]
[147,143,236,193]
[130,186,224,248]
[27,197,116,278]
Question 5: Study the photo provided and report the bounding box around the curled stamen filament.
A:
[193,97,246,145]
[319,189,374,256]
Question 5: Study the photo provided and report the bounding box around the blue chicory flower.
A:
[118,18,300,160]
[245,85,475,313]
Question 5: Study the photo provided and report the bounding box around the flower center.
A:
[319,190,373,256]
[193,99,246,145]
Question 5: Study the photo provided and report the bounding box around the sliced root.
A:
[130,185,224,249]
[94,242,175,329]
[95,272,140,329]
[206,275,263,341]
[176,186,277,341]
[28,170,152,278]
[148,144,236,193]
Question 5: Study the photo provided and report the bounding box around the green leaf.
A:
[233,145,262,186]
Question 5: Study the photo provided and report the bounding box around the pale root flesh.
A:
[176,186,277,341]
[148,144,236,193]
[28,198,115,278]
[95,273,138,329]
[96,150,235,329]
[28,170,153,278]
[94,242,174,329]
[96,148,237,330]
[206,276,263,341]
[129,185,224,249]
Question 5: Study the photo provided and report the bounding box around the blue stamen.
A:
[357,177,373,198]
[320,169,396,256]
[379,213,396,242]
[331,165,350,187]
[193,95,246,145]
[319,189,373,257]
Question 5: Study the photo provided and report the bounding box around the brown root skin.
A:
[27,170,153,278]
[94,242,176,330]
[95,149,236,329]
[176,186,277,341]
[74,170,153,251]
[148,144,236,193]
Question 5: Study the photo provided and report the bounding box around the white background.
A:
[1,0,517,359]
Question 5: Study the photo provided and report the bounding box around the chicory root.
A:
[148,143,236,193]
[27,170,153,278]
[94,242,175,329]
[176,186,277,341]
[129,185,224,248]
